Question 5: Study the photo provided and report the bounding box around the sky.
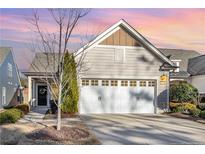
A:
[0,8,205,70]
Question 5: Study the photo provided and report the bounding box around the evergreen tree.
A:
[61,52,79,113]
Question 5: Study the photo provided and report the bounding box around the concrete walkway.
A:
[81,114,205,145]
[19,107,49,126]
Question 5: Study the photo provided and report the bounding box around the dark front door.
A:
[37,85,47,106]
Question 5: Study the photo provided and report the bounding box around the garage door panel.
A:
[79,79,155,114]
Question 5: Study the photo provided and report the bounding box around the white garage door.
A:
[79,79,156,114]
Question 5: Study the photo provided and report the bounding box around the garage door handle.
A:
[98,96,101,101]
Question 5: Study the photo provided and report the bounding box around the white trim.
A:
[96,44,144,49]
[36,83,49,107]
[10,48,21,87]
[75,19,174,67]
[80,75,160,80]
[171,59,182,62]
[75,26,120,56]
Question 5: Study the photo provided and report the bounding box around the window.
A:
[7,63,12,77]
[114,48,124,63]
[82,79,89,86]
[91,80,98,86]
[148,81,155,87]
[171,60,180,72]
[130,80,137,87]
[111,80,118,86]
[2,87,6,105]
[140,81,146,87]
[102,80,109,86]
[121,80,128,86]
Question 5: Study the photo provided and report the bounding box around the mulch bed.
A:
[26,126,89,141]
[164,112,205,124]
[44,110,79,119]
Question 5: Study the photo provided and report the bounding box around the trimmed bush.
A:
[190,108,201,117]
[199,111,205,119]
[0,109,23,124]
[197,103,205,111]
[170,83,198,103]
[15,103,30,114]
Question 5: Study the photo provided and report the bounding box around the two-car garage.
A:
[79,79,156,114]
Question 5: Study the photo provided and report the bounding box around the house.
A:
[24,19,177,114]
[188,55,205,99]
[159,49,200,81]
[0,47,22,109]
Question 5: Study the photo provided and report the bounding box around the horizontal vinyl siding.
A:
[81,47,163,78]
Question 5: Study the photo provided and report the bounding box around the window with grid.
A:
[148,81,155,87]
[140,81,146,87]
[130,80,137,87]
[121,80,128,86]
[82,79,89,86]
[102,80,109,86]
[111,80,118,86]
[91,80,98,86]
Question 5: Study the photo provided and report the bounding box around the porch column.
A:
[28,76,32,105]
[47,82,50,107]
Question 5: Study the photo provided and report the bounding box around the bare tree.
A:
[27,9,90,130]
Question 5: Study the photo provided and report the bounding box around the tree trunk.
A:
[57,68,63,130]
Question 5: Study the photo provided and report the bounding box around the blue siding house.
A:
[0,47,22,108]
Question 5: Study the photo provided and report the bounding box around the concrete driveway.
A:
[81,114,205,145]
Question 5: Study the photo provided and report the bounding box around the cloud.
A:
[0,8,205,70]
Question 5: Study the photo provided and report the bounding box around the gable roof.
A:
[0,47,11,65]
[75,19,175,67]
[27,52,59,73]
[188,55,205,76]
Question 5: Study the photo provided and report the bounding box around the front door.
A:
[37,85,47,106]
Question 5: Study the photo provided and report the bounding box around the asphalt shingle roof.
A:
[28,52,59,73]
[159,48,201,79]
[188,55,205,76]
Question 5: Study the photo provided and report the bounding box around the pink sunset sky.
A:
[0,8,205,70]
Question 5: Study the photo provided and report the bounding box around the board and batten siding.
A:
[77,46,169,110]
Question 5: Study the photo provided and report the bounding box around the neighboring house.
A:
[0,47,22,108]
[159,49,200,81]
[24,19,176,114]
[188,55,205,98]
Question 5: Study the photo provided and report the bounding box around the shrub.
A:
[199,111,205,119]
[15,103,30,114]
[61,52,79,113]
[169,102,182,111]
[190,108,201,117]
[0,109,23,124]
[173,106,184,113]
[197,103,205,111]
[170,83,198,103]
